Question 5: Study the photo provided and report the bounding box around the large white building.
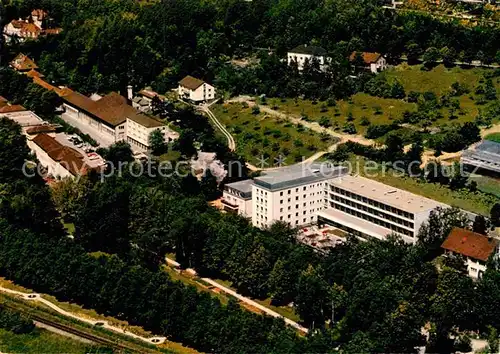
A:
[232,163,449,243]
[318,175,447,243]
[178,76,215,103]
[61,91,177,151]
[251,164,346,228]
[287,45,328,71]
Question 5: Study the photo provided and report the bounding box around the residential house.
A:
[3,10,61,42]
[129,86,166,112]
[10,53,38,72]
[178,76,215,103]
[349,51,388,73]
[287,45,328,71]
[222,179,254,217]
[441,227,499,279]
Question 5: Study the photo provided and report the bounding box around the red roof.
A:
[349,51,382,64]
[32,133,87,176]
[441,227,498,262]
[179,75,205,90]
[0,105,27,113]
[10,53,38,71]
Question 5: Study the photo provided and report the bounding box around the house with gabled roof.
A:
[287,44,328,71]
[178,75,216,103]
[441,227,499,279]
[349,51,388,73]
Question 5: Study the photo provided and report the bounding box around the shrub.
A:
[360,116,370,126]
[252,106,260,115]
[342,123,357,134]
[319,116,332,128]
[320,104,328,113]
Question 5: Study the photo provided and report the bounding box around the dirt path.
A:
[481,123,500,138]
[165,257,308,334]
[0,286,167,345]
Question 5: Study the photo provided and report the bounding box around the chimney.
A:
[127,85,133,101]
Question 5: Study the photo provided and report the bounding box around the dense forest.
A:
[3,0,500,98]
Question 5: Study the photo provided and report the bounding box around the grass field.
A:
[470,174,500,198]
[0,328,101,354]
[485,133,500,143]
[268,64,500,138]
[351,156,497,216]
[212,102,334,165]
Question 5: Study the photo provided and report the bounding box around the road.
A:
[165,257,309,334]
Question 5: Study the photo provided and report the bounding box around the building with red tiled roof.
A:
[0,104,27,114]
[10,53,39,72]
[349,51,388,73]
[3,9,61,42]
[28,133,88,178]
[441,227,499,279]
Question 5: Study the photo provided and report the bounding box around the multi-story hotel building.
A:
[251,164,347,228]
[221,164,450,243]
[318,175,447,243]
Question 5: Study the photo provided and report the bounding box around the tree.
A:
[405,42,421,63]
[448,162,467,190]
[294,265,330,328]
[268,258,293,304]
[473,215,488,235]
[417,207,470,258]
[0,118,30,182]
[200,169,219,201]
[441,46,457,67]
[390,80,406,99]
[149,129,166,155]
[101,141,133,168]
[490,203,500,227]
[423,47,440,66]
[173,129,197,158]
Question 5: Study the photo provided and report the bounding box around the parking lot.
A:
[54,133,106,169]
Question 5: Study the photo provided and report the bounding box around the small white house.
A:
[178,76,215,103]
[349,51,388,73]
[441,227,499,280]
[222,179,253,217]
[287,45,328,71]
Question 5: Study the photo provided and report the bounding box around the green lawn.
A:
[0,328,105,353]
[485,133,500,143]
[470,174,500,198]
[212,102,335,165]
[352,156,497,216]
[268,64,500,138]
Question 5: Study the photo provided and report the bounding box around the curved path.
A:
[0,286,166,345]
[199,104,236,151]
[165,257,308,334]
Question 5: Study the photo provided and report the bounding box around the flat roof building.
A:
[319,175,448,243]
[252,164,347,228]
[461,140,500,175]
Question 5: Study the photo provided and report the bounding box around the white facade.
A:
[222,188,253,217]
[178,82,215,102]
[370,57,388,73]
[319,175,447,243]
[26,139,74,179]
[126,117,178,151]
[287,52,326,71]
[252,181,328,228]
[62,103,125,141]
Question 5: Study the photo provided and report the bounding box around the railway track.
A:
[0,303,150,353]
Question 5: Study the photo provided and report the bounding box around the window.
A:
[280,200,283,204]
[295,196,299,201]
[303,203,306,207]
[296,204,299,209]
[288,190,291,195]
[303,194,306,199]
[280,216,283,221]
[280,191,283,196]
[280,208,283,212]
[288,206,291,211]
[303,186,306,191]
[288,214,291,219]
[303,218,306,223]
